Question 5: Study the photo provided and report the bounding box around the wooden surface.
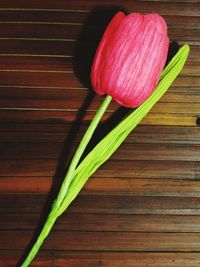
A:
[0,0,200,266]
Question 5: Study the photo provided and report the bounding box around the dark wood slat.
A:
[0,10,199,29]
[0,1,199,16]
[0,56,73,71]
[0,71,83,88]
[85,177,200,197]
[1,251,200,267]
[0,92,200,113]
[0,110,196,125]
[1,141,200,161]
[110,143,200,162]
[0,41,198,62]
[0,0,199,265]
[161,15,200,29]
[0,86,200,115]
[0,10,87,24]
[0,123,200,144]
[0,24,81,39]
[0,109,105,123]
[0,92,117,110]
[0,159,198,179]
[1,194,200,215]
[182,62,200,76]
[168,28,200,42]
[2,213,200,232]
[0,23,199,42]
[0,39,75,56]
[0,57,198,77]
[0,109,108,124]
[0,85,200,101]
[1,177,200,196]
[0,71,198,88]
[2,230,200,251]
[60,1,200,17]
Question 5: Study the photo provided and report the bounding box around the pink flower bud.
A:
[91,11,169,108]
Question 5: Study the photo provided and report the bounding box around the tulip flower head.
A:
[91,11,169,108]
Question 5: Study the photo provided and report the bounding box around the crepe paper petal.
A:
[91,11,169,108]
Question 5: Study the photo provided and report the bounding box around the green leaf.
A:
[57,44,190,216]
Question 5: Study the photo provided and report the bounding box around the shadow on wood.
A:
[18,6,181,266]
[17,5,129,266]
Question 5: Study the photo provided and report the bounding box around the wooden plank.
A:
[0,57,198,76]
[3,88,200,108]
[0,110,196,126]
[0,40,75,57]
[2,230,200,251]
[0,70,199,87]
[0,123,200,144]
[0,72,83,88]
[0,71,198,89]
[0,92,117,110]
[0,1,199,17]
[1,177,200,196]
[2,213,200,232]
[1,59,199,76]
[182,63,200,76]
[0,23,199,42]
[140,113,197,126]
[163,15,200,29]
[1,141,200,161]
[0,92,200,113]
[84,177,200,197]
[0,41,198,61]
[0,0,199,266]
[0,56,73,71]
[1,251,200,267]
[0,159,197,179]
[0,10,88,24]
[110,143,200,162]
[0,109,113,124]
[1,86,200,104]
[0,24,81,39]
[0,10,199,29]
[0,194,200,215]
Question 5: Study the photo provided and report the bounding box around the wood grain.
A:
[1,194,200,215]
[0,24,199,42]
[1,123,200,143]
[1,141,200,161]
[2,213,200,232]
[3,230,200,251]
[1,176,200,196]
[1,251,200,267]
[0,0,200,265]
[0,159,198,179]
[0,1,198,16]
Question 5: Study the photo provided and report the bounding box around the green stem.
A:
[20,95,112,267]
[20,209,57,267]
[53,94,112,209]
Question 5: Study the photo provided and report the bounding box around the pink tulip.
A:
[91,11,169,108]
